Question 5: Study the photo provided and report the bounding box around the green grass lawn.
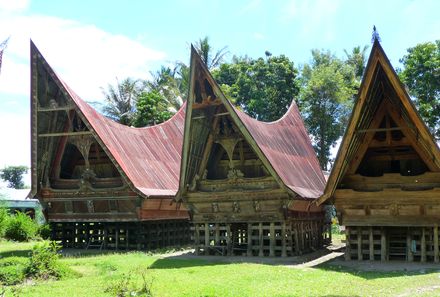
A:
[1,240,440,297]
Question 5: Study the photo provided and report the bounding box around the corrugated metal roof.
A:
[59,81,185,198]
[234,102,326,199]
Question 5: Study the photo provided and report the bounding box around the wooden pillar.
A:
[406,228,413,262]
[434,225,439,263]
[380,228,387,261]
[215,223,220,246]
[226,223,232,256]
[369,227,374,260]
[421,227,426,263]
[294,224,300,255]
[345,227,351,261]
[247,223,252,256]
[115,225,119,251]
[258,222,264,257]
[299,222,304,253]
[281,222,287,257]
[204,223,210,255]
[194,223,200,256]
[125,226,129,250]
[269,222,275,257]
[357,227,362,261]
[103,225,108,250]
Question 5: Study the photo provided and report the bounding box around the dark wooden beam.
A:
[38,131,92,137]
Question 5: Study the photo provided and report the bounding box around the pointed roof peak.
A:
[371,25,381,44]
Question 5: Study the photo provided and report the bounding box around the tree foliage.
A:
[194,36,229,70]
[214,54,300,121]
[298,50,359,170]
[101,78,141,125]
[132,90,173,127]
[0,165,28,189]
[399,40,440,139]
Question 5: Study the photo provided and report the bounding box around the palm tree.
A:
[101,78,140,125]
[194,36,229,70]
[344,45,369,80]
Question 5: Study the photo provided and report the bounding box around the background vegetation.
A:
[99,36,440,170]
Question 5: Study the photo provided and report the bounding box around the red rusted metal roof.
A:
[60,81,185,198]
[234,102,326,199]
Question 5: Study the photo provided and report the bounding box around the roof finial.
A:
[371,25,381,43]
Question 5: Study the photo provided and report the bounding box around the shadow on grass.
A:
[149,247,336,269]
[316,260,440,280]
[0,249,31,258]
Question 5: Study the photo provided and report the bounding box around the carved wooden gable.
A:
[32,44,123,193]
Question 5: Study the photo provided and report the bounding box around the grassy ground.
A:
[1,240,440,297]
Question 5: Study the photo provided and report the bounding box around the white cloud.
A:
[0,11,168,173]
[0,0,29,13]
[0,14,166,101]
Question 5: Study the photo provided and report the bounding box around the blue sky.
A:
[0,0,439,186]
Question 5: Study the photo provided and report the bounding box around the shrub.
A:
[26,241,66,280]
[0,257,28,285]
[38,223,52,240]
[4,212,38,241]
[0,207,8,237]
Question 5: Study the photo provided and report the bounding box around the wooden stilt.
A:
[204,223,210,255]
[380,228,386,261]
[258,223,264,257]
[434,225,439,263]
[294,224,300,255]
[194,224,200,256]
[281,222,287,257]
[125,227,129,250]
[369,227,374,260]
[407,228,413,262]
[421,227,426,263]
[115,225,119,251]
[215,223,220,246]
[345,227,351,261]
[247,223,252,256]
[226,224,232,256]
[269,222,275,257]
[357,227,362,261]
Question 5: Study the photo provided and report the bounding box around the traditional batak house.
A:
[29,41,190,250]
[317,38,440,262]
[177,47,329,257]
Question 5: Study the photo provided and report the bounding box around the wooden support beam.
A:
[407,228,413,262]
[258,223,264,257]
[226,224,232,256]
[215,223,220,246]
[115,225,119,251]
[38,131,93,137]
[269,222,275,257]
[357,227,362,261]
[294,224,300,255]
[435,225,439,263]
[345,227,351,261]
[369,227,374,260]
[204,223,210,255]
[281,222,287,257]
[38,105,75,112]
[421,227,426,263]
[356,127,402,133]
[247,223,252,256]
[126,227,129,250]
[194,224,200,256]
[381,228,387,261]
